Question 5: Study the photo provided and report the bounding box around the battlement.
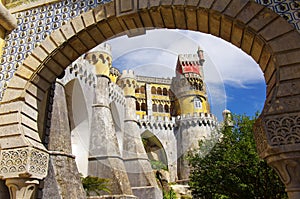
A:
[137,115,176,130]
[137,112,218,130]
[119,70,136,79]
[110,67,120,76]
[136,75,172,85]
[109,82,126,105]
[61,57,96,87]
[90,42,112,56]
[178,54,199,62]
[176,112,218,127]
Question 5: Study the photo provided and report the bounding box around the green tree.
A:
[81,175,111,196]
[188,114,287,199]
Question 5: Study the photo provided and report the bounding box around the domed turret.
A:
[222,109,234,127]
[117,70,137,97]
[84,43,112,78]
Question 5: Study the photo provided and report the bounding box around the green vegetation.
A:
[163,188,177,199]
[81,175,111,196]
[150,160,168,171]
[188,114,287,199]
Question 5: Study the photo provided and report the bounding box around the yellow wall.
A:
[152,112,170,117]
[0,26,6,57]
[137,111,146,118]
[134,79,210,118]
[109,74,118,83]
[85,52,111,77]
[121,78,136,96]
[177,96,209,115]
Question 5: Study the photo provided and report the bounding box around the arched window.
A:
[164,105,169,113]
[194,97,202,109]
[157,87,162,95]
[163,88,168,96]
[136,101,140,111]
[140,86,145,94]
[152,104,157,112]
[151,86,156,94]
[141,103,146,111]
[158,104,164,112]
[135,86,140,93]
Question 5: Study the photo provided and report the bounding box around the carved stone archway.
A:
[0,0,300,198]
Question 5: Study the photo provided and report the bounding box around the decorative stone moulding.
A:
[253,112,300,198]
[254,113,300,158]
[0,146,49,180]
[0,2,17,31]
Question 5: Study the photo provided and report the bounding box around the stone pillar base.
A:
[132,186,162,199]
[43,152,86,198]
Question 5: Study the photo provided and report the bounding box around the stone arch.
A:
[141,130,168,170]
[0,0,300,197]
[64,78,90,176]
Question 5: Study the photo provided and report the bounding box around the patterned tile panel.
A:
[0,0,111,100]
[255,0,300,30]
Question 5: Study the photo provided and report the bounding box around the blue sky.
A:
[103,29,266,121]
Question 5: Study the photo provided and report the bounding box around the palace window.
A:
[194,97,202,109]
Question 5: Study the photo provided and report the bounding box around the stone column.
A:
[42,82,86,198]
[254,113,300,199]
[85,51,134,197]
[118,70,162,198]
[88,75,133,196]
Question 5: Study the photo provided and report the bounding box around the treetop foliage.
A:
[188,114,287,199]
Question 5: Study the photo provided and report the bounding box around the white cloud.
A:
[107,29,264,86]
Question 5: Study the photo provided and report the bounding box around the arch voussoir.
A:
[220,15,233,42]
[268,31,300,53]
[209,11,222,37]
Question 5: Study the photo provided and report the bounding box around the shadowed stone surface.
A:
[88,76,133,196]
[43,82,86,199]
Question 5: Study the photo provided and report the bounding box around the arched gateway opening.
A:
[0,0,300,198]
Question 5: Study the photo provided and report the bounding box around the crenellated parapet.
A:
[137,115,176,130]
[119,69,136,79]
[109,82,125,105]
[110,67,121,83]
[176,112,218,128]
[84,43,112,77]
[137,75,172,85]
[117,70,137,97]
[60,57,96,87]
[178,54,203,69]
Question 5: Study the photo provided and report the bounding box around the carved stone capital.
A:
[0,147,49,180]
[5,178,39,199]
[266,151,300,199]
